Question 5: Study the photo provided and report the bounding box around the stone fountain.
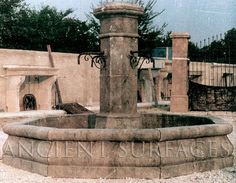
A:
[2,2,234,179]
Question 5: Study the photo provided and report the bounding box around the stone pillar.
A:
[156,69,167,101]
[6,76,25,112]
[37,76,57,110]
[170,33,190,112]
[94,3,144,128]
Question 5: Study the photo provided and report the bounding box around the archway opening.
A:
[23,94,37,111]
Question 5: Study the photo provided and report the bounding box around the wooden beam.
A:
[47,45,63,104]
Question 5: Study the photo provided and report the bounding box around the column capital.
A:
[170,32,191,39]
[94,3,144,19]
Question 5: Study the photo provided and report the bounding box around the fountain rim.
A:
[3,113,232,142]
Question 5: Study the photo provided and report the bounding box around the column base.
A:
[95,113,141,129]
[170,95,189,113]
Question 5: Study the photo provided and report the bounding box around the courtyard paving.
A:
[0,110,235,183]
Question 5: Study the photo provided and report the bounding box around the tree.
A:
[27,6,97,52]
[0,0,27,47]
[189,28,236,64]
[188,41,200,61]
[224,28,236,64]
[0,1,98,52]
[160,31,172,47]
[136,0,167,50]
[0,0,168,53]
[88,0,167,51]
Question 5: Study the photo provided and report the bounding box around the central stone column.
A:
[94,3,144,128]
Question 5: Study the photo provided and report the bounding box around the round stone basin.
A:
[2,113,234,179]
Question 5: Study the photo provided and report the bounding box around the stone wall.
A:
[189,81,236,111]
[0,49,100,111]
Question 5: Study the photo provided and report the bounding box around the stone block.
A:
[2,155,21,168]
[2,136,20,157]
[195,156,234,172]
[100,17,138,35]
[48,166,160,179]
[141,113,161,128]
[96,113,141,129]
[31,161,48,176]
[113,167,161,179]
[159,139,195,165]
[194,136,234,160]
[170,33,190,58]
[47,141,161,167]
[20,158,33,172]
[161,156,233,179]
[161,161,195,179]
[100,74,137,114]
[170,95,189,112]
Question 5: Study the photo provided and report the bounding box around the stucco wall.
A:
[0,49,100,111]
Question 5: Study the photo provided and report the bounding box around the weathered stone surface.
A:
[3,136,50,164]
[47,141,161,167]
[194,136,234,160]
[95,3,143,117]
[159,136,234,166]
[171,33,190,58]
[3,155,48,176]
[96,113,141,129]
[189,81,236,111]
[159,139,196,165]
[2,120,233,179]
[161,156,234,179]
[141,113,161,128]
[94,3,144,20]
[99,38,138,115]
[0,48,101,112]
[161,160,196,179]
[3,124,50,140]
[47,128,161,141]
[48,166,161,179]
[170,33,190,113]
[159,124,232,141]
[1,2,234,180]
[2,155,21,168]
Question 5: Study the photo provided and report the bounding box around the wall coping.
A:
[3,65,58,76]
[170,32,190,39]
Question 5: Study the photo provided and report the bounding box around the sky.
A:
[24,0,236,44]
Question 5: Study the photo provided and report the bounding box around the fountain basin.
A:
[2,113,234,179]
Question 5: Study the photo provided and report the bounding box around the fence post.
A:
[170,33,190,112]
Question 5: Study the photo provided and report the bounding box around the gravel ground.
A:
[0,111,235,183]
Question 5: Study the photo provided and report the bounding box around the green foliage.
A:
[188,41,200,61]
[136,0,167,50]
[188,28,236,64]
[89,0,168,51]
[0,1,98,52]
[0,0,170,52]
[224,28,236,63]
[0,0,27,47]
